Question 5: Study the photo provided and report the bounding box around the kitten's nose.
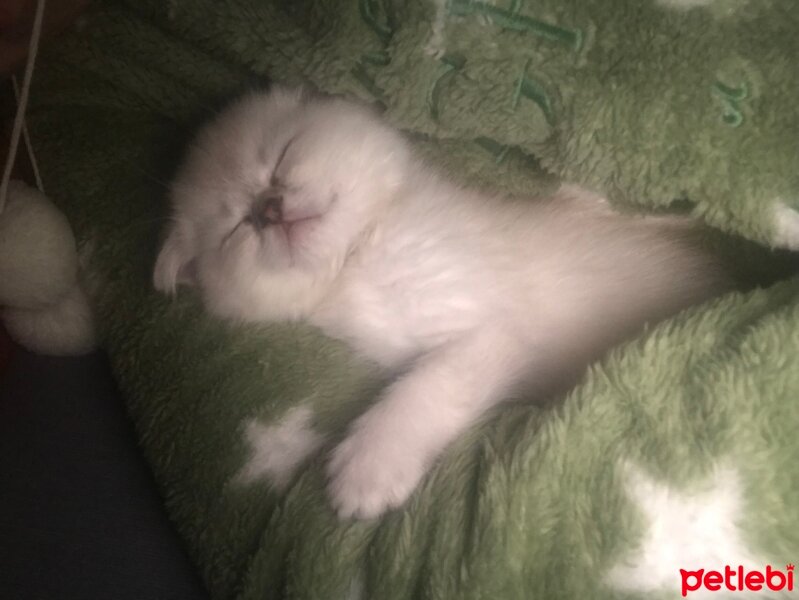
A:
[250,192,283,229]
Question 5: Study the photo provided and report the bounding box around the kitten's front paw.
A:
[327,415,426,520]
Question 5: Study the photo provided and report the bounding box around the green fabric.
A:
[27,0,798,598]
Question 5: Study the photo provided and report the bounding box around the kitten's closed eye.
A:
[270,136,295,184]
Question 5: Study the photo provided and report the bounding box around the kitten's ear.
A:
[153,223,197,295]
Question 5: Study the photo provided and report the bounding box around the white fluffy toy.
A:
[0,181,96,355]
[0,0,96,356]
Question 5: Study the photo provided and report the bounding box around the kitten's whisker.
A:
[221,219,247,249]
[113,155,242,195]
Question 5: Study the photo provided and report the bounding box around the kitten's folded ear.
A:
[153,222,197,295]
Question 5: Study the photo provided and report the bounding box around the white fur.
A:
[606,463,776,598]
[155,87,727,519]
[235,406,323,489]
[771,200,799,250]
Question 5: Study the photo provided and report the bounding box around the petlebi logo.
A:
[680,564,794,596]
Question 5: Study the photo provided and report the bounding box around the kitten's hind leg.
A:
[327,326,529,520]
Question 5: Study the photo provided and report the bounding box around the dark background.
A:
[0,337,208,600]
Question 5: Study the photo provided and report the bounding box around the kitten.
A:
[154,86,728,519]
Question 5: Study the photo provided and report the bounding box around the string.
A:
[12,75,45,193]
[0,0,47,213]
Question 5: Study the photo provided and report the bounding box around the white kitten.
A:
[154,87,728,519]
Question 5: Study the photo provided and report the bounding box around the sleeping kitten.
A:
[154,87,728,519]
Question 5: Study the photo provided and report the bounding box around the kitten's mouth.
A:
[244,213,321,239]
[245,212,323,267]
[277,214,321,243]
[221,211,322,254]
[245,195,322,242]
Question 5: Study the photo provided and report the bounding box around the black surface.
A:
[0,347,208,600]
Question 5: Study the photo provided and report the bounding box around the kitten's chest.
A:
[310,235,492,367]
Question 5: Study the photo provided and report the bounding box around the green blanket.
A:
[28,0,799,598]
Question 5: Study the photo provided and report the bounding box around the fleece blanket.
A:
[27,0,799,598]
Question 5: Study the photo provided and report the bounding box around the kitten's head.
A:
[153,87,410,320]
